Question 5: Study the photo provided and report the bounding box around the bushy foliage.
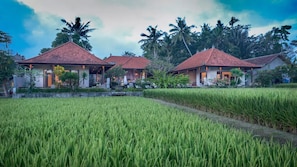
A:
[254,64,297,87]
[105,66,126,83]
[255,70,279,87]
[60,72,79,89]
[230,68,244,87]
[148,70,189,88]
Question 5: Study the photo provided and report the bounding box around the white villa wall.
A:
[34,69,44,88]
[205,70,217,85]
[262,57,286,70]
[239,75,245,86]
[196,71,201,86]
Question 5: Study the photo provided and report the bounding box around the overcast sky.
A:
[1,0,297,59]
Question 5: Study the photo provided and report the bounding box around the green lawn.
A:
[0,97,296,166]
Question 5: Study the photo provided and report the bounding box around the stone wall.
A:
[13,91,143,98]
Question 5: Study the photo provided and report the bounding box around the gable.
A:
[262,57,287,70]
[244,53,289,67]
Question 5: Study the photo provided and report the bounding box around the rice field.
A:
[0,97,296,166]
[144,88,297,132]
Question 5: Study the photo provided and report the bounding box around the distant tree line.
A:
[139,17,296,67]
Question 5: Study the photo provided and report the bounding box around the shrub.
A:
[60,72,79,89]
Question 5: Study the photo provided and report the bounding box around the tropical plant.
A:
[105,66,127,85]
[122,51,136,56]
[148,70,189,88]
[145,59,174,74]
[230,68,244,87]
[81,71,88,85]
[254,70,283,87]
[169,17,195,56]
[229,16,240,27]
[0,52,14,96]
[0,31,14,96]
[139,25,164,59]
[60,17,95,41]
[53,65,65,88]
[0,30,11,48]
[60,72,79,90]
[40,48,51,54]
[59,17,95,51]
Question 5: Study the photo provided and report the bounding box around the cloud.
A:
[14,0,297,59]
[15,0,215,58]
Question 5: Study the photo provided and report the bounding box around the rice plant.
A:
[0,97,296,166]
[144,88,297,132]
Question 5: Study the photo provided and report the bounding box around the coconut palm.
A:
[60,17,95,41]
[59,17,95,51]
[0,30,14,97]
[0,30,11,49]
[229,16,240,27]
[169,17,195,56]
[139,25,164,59]
[277,25,292,41]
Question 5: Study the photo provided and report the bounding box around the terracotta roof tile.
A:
[19,42,110,65]
[174,48,259,71]
[105,56,150,69]
[244,53,287,67]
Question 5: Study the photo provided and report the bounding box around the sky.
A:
[1,0,297,59]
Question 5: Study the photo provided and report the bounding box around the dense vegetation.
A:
[139,17,296,67]
[1,97,296,166]
[0,30,14,97]
[144,88,297,133]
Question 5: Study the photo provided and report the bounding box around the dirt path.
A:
[153,99,297,147]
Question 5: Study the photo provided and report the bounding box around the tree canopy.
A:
[0,30,14,96]
[139,16,296,66]
[40,17,94,54]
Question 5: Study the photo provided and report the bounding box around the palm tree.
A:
[277,25,292,41]
[169,17,195,56]
[59,17,95,50]
[0,31,14,97]
[0,30,12,49]
[139,25,164,59]
[211,20,225,49]
[229,16,240,27]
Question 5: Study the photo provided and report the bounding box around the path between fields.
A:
[153,99,297,147]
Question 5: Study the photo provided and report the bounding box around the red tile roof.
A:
[19,42,110,65]
[105,56,150,69]
[174,48,259,71]
[244,53,288,67]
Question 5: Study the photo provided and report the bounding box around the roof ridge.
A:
[123,56,134,66]
[204,48,214,65]
[20,42,69,62]
[244,53,280,60]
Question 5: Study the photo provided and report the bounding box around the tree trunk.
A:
[182,36,192,56]
[2,81,8,97]
[153,47,157,59]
